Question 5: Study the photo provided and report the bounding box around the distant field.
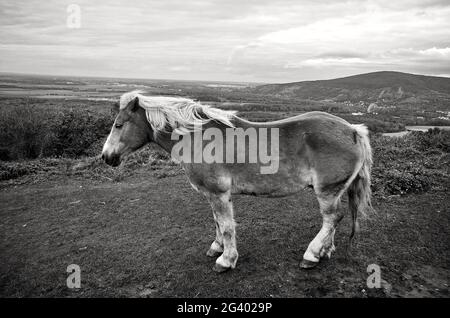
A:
[1,73,448,131]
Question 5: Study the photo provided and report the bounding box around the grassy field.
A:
[0,75,449,298]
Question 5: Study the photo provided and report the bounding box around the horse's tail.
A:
[348,124,373,242]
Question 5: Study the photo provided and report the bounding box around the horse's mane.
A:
[119,90,237,135]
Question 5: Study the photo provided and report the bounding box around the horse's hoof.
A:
[206,249,222,258]
[300,259,319,269]
[213,263,231,273]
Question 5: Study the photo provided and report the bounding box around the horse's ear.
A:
[130,97,139,112]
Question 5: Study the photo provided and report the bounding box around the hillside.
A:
[253,71,450,106]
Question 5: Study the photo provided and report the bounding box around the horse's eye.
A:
[115,123,123,129]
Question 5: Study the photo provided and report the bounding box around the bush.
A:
[0,103,115,160]
[50,108,114,157]
[371,130,449,195]
[0,104,56,160]
[413,128,450,152]
[382,169,431,195]
[0,161,32,181]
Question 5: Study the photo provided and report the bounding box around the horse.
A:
[102,90,373,272]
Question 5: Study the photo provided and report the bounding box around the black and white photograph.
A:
[0,0,449,302]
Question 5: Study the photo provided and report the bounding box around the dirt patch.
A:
[0,169,449,297]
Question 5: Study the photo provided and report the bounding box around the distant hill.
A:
[253,71,450,106]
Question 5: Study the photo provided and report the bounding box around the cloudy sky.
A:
[1,0,449,82]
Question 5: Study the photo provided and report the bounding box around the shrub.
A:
[50,108,114,157]
[0,102,115,160]
[0,161,32,181]
[413,129,450,152]
[371,131,449,195]
[382,170,431,195]
[0,104,56,160]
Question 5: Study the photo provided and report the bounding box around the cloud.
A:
[230,2,450,80]
[317,51,369,59]
[285,57,370,68]
[168,66,192,72]
[419,47,450,57]
[257,5,449,50]
[0,0,449,82]
[285,47,450,69]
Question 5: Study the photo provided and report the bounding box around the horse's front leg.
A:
[205,191,238,273]
[206,203,224,258]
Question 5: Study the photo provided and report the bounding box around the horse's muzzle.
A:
[102,153,121,167]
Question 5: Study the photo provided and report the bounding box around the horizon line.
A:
[0,70,449,85]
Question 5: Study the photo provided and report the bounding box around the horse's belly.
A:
[231,168,311,197]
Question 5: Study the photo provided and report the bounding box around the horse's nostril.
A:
[101,154,105,161]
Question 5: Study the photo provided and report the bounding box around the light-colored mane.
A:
[120,90,237,134]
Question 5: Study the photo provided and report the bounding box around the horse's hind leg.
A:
[205,191,238,272]
[301,193,344,269]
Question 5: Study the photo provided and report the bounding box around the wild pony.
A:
[102,91,373,272]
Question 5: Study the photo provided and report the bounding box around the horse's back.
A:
[237,111,350,128]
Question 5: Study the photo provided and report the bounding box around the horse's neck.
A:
[153,131,178,154]
[152,119,234,154]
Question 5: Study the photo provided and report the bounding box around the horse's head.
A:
[102,97,151,166]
